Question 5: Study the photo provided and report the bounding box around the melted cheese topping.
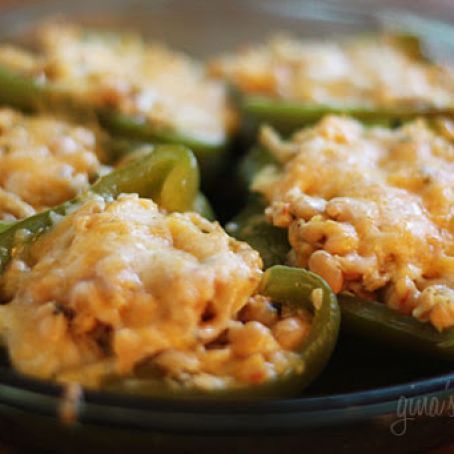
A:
[0,195,308,390]
[211,35,454,109]
[0,24,235,145]
[0,108,103,220]
[254,116,454,331]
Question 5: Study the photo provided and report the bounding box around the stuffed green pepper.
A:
[0,145,340,398]
[210,34,454,133]
[0,23,237,174]
[229,115,454,358]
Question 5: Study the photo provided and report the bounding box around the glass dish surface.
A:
[0,0,453,450]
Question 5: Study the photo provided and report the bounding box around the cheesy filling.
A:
[0,24,235,145]
[254,116,454,331]
[210,35,454,109]
[0,195,309,390]
[0,108,103,220]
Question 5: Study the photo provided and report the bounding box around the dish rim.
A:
[0,366,453,433]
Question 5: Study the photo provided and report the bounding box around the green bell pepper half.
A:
[230,33,454,135]
[232,144,454,360]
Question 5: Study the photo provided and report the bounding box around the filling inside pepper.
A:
[210,35,454,110]
[0,23,236,145]
[0,194,310,391]
[0,107,105,220]
[253,115,453,331]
